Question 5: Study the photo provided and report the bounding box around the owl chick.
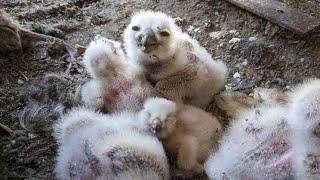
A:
[206,82,320,179]
[81,35,154,113]
[139,97,222,174]
[54,107,170,180]
[123,11,228,108]
[288,79,320,179]
[205,88,294,179]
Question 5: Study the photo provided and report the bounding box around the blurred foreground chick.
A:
[205,88,292,179]
[139,97,222,175]
[81,35,154,113]
[288,79,320,179]
[123,11,228,108]
[54,107,170,180]
[205,80,320,179]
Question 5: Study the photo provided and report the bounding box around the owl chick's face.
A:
[124,11,177,67]
[140,97,178,139]
[84,35,126,78]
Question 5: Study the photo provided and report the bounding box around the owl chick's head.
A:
[140,97,178,139]
[83,35,126,79]
[124,11,179,67]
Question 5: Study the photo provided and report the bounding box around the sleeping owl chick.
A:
[205,82,320,179]
[81,35,154,113]
[205,88,294,179]
[123,11,228,108]
[288,79,320,179]
[139,97,222,174]
[54,107,170,180]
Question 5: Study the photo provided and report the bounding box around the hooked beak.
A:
[151,118,161,134]
[140,28,158,53]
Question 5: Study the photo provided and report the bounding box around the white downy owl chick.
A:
[287,79,320,179]
[81,35,154,113]
[139,97,222,175]
[205,88,293,179]
[123,11,228,108]
[54,107,170,180]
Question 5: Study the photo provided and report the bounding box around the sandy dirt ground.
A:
[1,0,320,179]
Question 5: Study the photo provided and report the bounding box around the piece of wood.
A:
[225,0,320,36]
[0,123,13,135]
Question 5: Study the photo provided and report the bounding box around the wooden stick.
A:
[0,123,13,135]
[225,0,320,36]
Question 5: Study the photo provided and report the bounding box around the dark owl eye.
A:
[132,25,140,31]
[159,30,170,37]
[111,46,117,55]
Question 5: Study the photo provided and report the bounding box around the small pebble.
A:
[229,38,241,44]
[241,59,248,66]
[228,30,239,36]
[225,84,232,90]
[18,79,24,84]
[285,85,291,90]
[28,133,37,139]
[187,25,194,32]
[233,72,241,79]
[249,36,257,42]
[209,31,224,40]
[194,27,201,33]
